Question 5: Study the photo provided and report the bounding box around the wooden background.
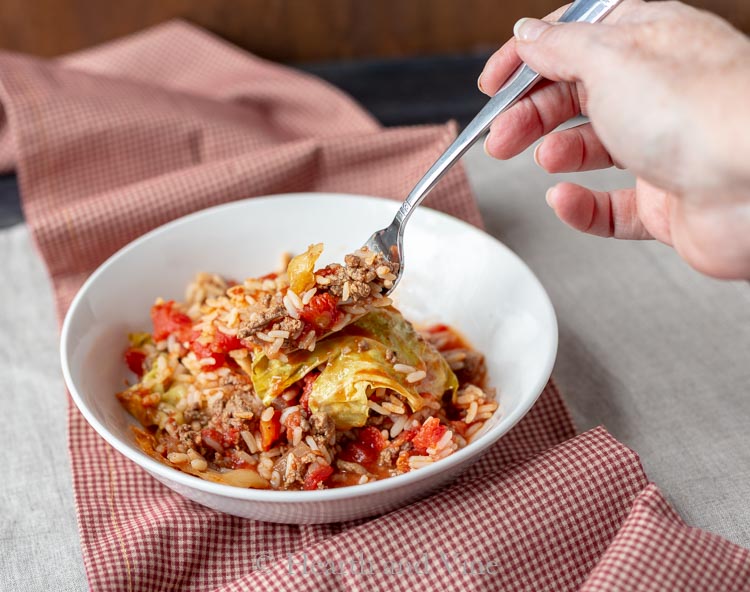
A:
[0,0,747,61]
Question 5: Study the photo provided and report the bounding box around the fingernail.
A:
[514,18,549,42]
[545,186,556,207]
[477,72,485,93]
[533,143,542,167]
[483,135,491,156]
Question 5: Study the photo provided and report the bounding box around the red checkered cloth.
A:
[581,484,750,591]
[1,19,748,592]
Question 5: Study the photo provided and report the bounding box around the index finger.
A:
[479,4,570,96]
[479,0,647,95]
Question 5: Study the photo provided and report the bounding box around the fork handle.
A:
[393,0,624,229]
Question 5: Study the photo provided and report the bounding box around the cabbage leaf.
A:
[287,243,323,295]
[250,308,458,429]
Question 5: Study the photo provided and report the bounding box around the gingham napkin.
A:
[2,20,748,592]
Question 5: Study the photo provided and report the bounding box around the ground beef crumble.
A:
[455,351,486,386]
[237,248,398,352]
[273,442,320,487]
[309,412,336,446]
[379,440,414,470]
[238,297,286,336]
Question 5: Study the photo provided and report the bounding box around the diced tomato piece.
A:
[412,417,448,454]
[303,463,334,491]
[124,348,146,377]
[151,301,193,342]
[299,293,341,334]
[201,428,225,453]
[201,427,239,454]
[204,354,226,371]
[190,340,226,371]
[260,410,282,451]
[299,371,320,412]
[231,453,253,469]
[391,427,418,448]
[450,420,469,437]
[396,451,412,473]
[359,425,386,452]
[189,328,242,370]
[212,331,242,353]
[190,329,241,356]
[339,442,374,465]
[222,427,240,448]
[339,426,386,466]
[190,336,210,358]
[285,410,301,441]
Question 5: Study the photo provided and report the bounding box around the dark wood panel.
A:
[0,0,748,60]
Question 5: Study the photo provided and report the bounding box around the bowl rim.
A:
[60,192,558,503]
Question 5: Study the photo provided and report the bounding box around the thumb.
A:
[513,18,609,83]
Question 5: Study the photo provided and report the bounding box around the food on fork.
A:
[117,245,498,490]
[237,244,399,356]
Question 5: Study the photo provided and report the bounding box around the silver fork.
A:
[364,0,624,294]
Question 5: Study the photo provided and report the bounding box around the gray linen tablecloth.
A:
[2,143,749,591]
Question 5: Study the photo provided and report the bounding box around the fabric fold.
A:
[581,484,750,592]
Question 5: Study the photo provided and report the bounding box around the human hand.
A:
[479,0,750,279]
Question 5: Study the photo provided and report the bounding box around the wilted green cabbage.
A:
[250,308,458,429]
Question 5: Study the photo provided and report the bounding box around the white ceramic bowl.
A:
[61,193,557,524]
